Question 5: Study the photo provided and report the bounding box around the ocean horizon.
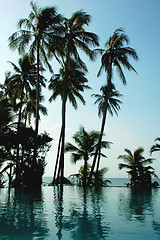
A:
[43,177,160,187]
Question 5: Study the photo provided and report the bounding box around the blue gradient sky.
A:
[1,0,160,178]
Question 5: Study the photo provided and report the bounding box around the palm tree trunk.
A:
[33,39,40,164]
[57,48,69,185]
[88,105,108,185]
[52,127,62,184]
[96,148,101,172]
[88,63,112,185]
[83,157,88,188]
[58,95,67,185]
[15,81,25,186]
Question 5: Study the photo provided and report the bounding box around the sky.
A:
[0,0,160,178]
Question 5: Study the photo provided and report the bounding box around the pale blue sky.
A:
[0,0,160,178]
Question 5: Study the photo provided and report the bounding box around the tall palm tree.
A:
[118,147,155,187]
[4,55,38,182]
[97,28,138,85]
[8,1,62,163]
[48,58,90,184]
[65,126,109,187]
[89,83,122,183]
[88,28,138,184]
[4,55,38,130]
[53,10,99,184]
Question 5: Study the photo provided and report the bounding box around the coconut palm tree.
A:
[89,83,122,183]
[118,147,155,188]
[0,98,14,130]
[65,126,110,187]
[52,10,99,185]
[88,28,138,184]
[150,138,160,154]
[8,1,62,163]
[21,89,48,127]
[4,55,39,183]
[97,28,138,85]
[48,58,90,184]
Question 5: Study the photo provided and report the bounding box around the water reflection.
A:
[0,188,48,239]
[53,187,110,239]
[53,186,64,240]
[118,188,153,222]
[1,186,160,239]
[152,188,160,238]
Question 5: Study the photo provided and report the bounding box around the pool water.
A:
[0,186,160,239]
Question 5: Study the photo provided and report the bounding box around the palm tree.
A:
[48,59,90,184]
[0,97,16,188]
[93,167,111,186]
[150,138,160,154]
[118,147,155,188]
[89,28,138,184]
[97,28,138,85]
[52,10,99,184]
[0,98,14,130]
[4,55,38,183]
[65,126,110,187]
[21,89,48,127]
[89,83,122,183]
[8,1,62,163]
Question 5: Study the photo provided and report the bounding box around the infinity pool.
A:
[0,186,160,239]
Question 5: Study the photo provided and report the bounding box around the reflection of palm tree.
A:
[53,186,64,240]
[118,147,155,188]
[65,126,110,187]
[118,188,153,222]
[0,189,48,238]
[61,188,110,239]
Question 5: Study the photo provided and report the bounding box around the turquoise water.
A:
[0,186,160,239]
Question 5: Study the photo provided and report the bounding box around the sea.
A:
[43,177,160,187]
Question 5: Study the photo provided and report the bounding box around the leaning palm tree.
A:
[52,10,99,185]
[8,1,62,163]
[65,126,110,187]
[89,28,138,184]
[89,83,122,183]
[118,147,155,187]
[48,59,90,184]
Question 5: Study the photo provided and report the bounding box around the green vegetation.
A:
[65,126,111,187]
[118,147,158,189]
[0,1,158,189]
